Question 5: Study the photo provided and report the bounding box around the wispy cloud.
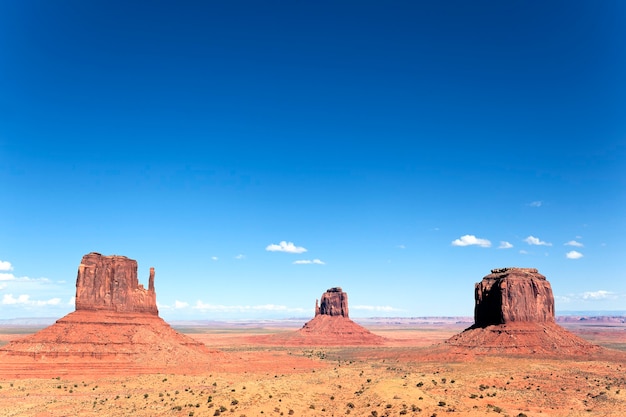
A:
[351,305,402,312]
[192,301,306,313]
[527,201,543,207]
[0,260,13,271]
[2,294,61,306]
[174,300,189,309]
[293,259,325,265]
[0,283,6,290]
[565,250,584,259]
[234,254,246,260]
[524,235,552,246]
[564,240,584,247]
[519,250,529,255]
[557,290,620,303]
[498,241,513,249]
[211,256,219,261]
[451,235,491,248]
[396,244,406,249]
[581,290,615,301]
[265,241,307,254]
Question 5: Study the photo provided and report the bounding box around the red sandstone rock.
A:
[75,252,158,314]
[0,252,212,375]
[474,267,554,326]
[256,287,384,346]
[315,287,349,318]
[443,267,600,355]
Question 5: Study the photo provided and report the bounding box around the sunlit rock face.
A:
[315,287,349,318]
[474,267,555,327]
[75,252,158,314]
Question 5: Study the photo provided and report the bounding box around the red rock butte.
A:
[256,287,385,346]
[75,252,158,314]
[0,252,214,377]
[444,267,601,355]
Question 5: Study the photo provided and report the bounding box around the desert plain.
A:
[1,317,625,417]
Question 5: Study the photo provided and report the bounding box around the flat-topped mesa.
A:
[75,252,158,314]
[474,267,554,327]
[315,287,349,318]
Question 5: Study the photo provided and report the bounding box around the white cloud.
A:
[396,244,406,249]
[524,235,552,246]
[193,301,306,313]
[68,296,75,306]
[498,241,513,249]
[554,295,571,303]
[0,273,15,281]
[0,272,50,282]
[519,250,529,255]
[174,300,189,309]
[581,290,614,301]
[0,283,6,290]
[528,201,543,207]
[351,305,401,312]
[293,259,325,265]
[564,240,584,247]
[234,254,246,260]
[2,294,61,306]
[565,250,584,259]
[451,235,491,248]
[211,256,219,261]
[0,260,13,271]
[265,241,307,254]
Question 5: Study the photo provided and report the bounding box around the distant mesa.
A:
[444,267,601,355]
[0,252,213,377]
[256,287,385,346]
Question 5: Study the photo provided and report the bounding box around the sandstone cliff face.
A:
[474,267,555,326]
[315,287,349,318]
[75,252,158,314]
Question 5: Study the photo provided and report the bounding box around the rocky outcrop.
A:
[0,252,212,375]
[273,287,384,345]
[75,252,158,314]
[315,287,349,318]
[474,267,554,326]
[444,267,600,356]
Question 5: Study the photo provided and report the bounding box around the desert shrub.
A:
[347,402,355,409]
[213,410,221,416]
[219,406,227,412]
[416,382,424,387]
[438,401,446,407]
[231,399,239,405]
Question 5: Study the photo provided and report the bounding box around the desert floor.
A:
[1,320,625,417]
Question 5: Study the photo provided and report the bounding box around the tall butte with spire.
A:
[444,267,601,355]
[0,252,212,377]
[289,287,385,345]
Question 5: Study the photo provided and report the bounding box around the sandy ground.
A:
[1,321,625,416]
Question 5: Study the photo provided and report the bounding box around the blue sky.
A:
[1,1,624,320]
